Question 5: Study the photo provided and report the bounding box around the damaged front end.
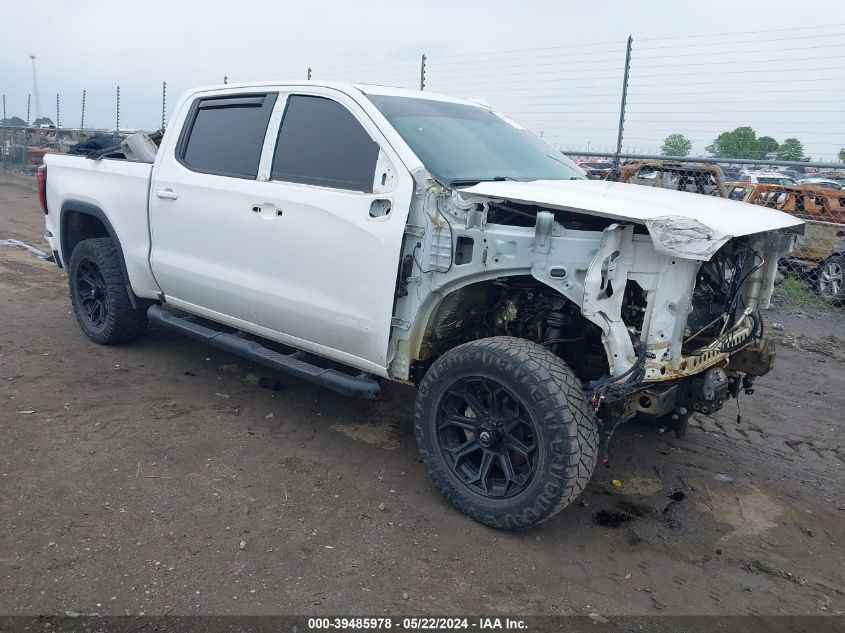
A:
[590,223,792,435]
[529,211,796,439]
[389,176,802,435]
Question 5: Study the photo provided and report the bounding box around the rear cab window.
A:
[178,93,276,179]
[271,95,380,192]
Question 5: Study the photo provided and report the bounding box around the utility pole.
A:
[613,35,633,176]
[419,54,426,91]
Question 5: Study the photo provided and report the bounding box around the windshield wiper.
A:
[449,176,517,187]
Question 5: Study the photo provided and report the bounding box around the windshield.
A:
[367,95,585,186]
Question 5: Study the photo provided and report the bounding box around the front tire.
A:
[68,237,148,344]
[414,337,598,530]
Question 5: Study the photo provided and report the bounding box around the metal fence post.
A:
[115,86,120,141]
[23,94,31,170]
[613,35,633,175]
[1,93,6,169]
[420,54,426,91]
[161,81,167,131]
[55,93,61,150]
[80,89,86,135]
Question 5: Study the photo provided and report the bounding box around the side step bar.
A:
[148,306,381,399]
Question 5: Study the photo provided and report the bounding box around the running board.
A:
[148,306,380,399]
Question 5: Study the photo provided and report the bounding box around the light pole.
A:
[29,55,42,122]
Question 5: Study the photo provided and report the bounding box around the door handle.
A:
[252,203,283,216]
[156,189,179,200]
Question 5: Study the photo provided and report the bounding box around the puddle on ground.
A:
[593,508,636,528]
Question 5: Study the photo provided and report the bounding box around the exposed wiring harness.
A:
[587,340,650,467]
[588,340,649,403]
[719,249,764,336]
[719,309,762,354]
[411,189,454,275]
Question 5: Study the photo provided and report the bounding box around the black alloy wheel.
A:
[75,258,110,329]
[436,377,537,499]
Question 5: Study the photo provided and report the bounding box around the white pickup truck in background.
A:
[41,82,802,529]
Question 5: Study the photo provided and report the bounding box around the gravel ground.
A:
[1,172,843,617]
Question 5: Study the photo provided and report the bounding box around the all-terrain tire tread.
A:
[68,237,148,344]
[414,336,598,530]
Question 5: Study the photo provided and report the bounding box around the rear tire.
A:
[68,237,148,344]
[414,337,598,530]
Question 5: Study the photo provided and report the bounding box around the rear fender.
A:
[60,201,148,309]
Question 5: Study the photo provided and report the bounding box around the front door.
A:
[243,90,413,371]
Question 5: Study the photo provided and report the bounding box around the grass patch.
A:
[774,274,831,309]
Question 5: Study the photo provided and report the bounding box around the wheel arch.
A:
[407,272,524,366]
[60,201,147,309]
[403,270,593,370]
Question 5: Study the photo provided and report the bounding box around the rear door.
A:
[149,92,277,323]
[244,89,414,370]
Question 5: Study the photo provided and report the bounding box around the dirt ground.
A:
[1,172,843,618]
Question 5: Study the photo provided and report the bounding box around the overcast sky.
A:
[3,0,844,160]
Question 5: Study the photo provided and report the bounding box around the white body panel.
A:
[43,155,161,299]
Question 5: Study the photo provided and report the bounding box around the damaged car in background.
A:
[598,160,730,197]
[729,182,845,304]
[41,82,803,529]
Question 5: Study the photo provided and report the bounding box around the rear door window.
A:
[271,95,379,192]
[179,93,276,178]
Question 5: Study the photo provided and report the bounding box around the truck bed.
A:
[43,153,161,300]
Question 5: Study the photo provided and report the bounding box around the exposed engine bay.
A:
[391,183,799,434]
[683,242,764,354]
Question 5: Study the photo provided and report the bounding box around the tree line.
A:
[1,116,56,127]
[662,128,845,163]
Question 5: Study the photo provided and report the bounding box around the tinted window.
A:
[271,96,379,191]
[180,94,275,178]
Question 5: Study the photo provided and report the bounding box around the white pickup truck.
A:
[41,81,802,529]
